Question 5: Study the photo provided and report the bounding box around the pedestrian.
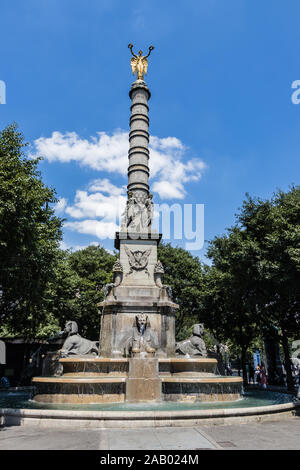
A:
[261,367,267,389]
[255,365,261,384]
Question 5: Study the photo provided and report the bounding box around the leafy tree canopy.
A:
[158,242,205,340]
[0,123,63,336]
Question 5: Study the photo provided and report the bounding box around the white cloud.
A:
[150,135,185,151]
[32,130,129,175]
[88,178,125,196]
[59,240,69,250]
[34,130,207,242]
[71,241,100,251]
[64,179,126,222]
[57,179,125,240]
[32,130,206,200]
[152,181,185,200]
[54,197,67,214]
[64,219,119,240]
[59,240,103,251]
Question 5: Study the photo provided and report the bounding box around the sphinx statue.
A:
[59,321,99,357]
[176,323,207,357]
[131,313,159,355]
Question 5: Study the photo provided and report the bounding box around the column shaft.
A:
[128,81,151,197]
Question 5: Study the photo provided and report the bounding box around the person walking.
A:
[261,366,267,389]
[255,365,261,384]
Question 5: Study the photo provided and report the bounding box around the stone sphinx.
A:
[131,313,159,355]
[59,321,99,357]
[176,323,207,357]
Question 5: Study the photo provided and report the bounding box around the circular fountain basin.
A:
[0,389,299,428]
[60,357,130,376]
[32,377,127,404]
[32,375,243,404]
[58,357,218,377]
[31,356,242,404]
[159,358,218,376]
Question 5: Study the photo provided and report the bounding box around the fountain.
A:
[31,44,243,406]
[1,45,298,427]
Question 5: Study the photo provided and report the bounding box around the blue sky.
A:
[1,0,300,262]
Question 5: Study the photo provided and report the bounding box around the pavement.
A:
[1,417,300,450]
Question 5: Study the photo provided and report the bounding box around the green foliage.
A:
[202,186,300,388]
[47,245,117,339]
[157,242,205,340]
[236,187,300,334]
[0,123,63,336]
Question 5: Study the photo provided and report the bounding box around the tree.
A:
[236,187,300,391]
[203,231,262,385]
[46,245,117,339]
[0,123,63,337]
[157,242,205,340]
[203,187,300,390]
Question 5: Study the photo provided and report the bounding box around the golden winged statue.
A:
[128,43,155,81]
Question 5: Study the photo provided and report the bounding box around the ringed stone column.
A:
[128,81,151,199]
[99,46,179,360]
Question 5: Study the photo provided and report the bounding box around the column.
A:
[127,81,151,197]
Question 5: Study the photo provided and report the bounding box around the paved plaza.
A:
[1,417,300,450]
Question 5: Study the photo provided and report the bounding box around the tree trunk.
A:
[281,330,295,394]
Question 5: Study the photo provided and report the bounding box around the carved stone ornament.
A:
[125,246,151,276]
[112,260,123,273]
[154,261,164,274]
[131,313,158,355]
[176,323,207,358]
[59,321,99,357]
[121,192,154,232]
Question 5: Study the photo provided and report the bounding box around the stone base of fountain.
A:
[32,357,243,404]
[126,357,161,402]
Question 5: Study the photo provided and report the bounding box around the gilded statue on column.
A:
[128,43,155,81]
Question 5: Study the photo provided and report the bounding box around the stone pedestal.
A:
[99,294,177,358]
[126,357,161,402]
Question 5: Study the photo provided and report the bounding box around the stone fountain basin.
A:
[58,357,219,377]
[1,390,298,428]
[31,357,243,404]
[32,375,242,404]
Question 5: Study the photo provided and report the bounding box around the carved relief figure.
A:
[154,261,173,300]
[128,44,155,81]
[131,313,159,355]
[59,321,99,357]
[103,261,123,298]
[125,246,151,276]
[121,192,154,232]
[176,323,207,357]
